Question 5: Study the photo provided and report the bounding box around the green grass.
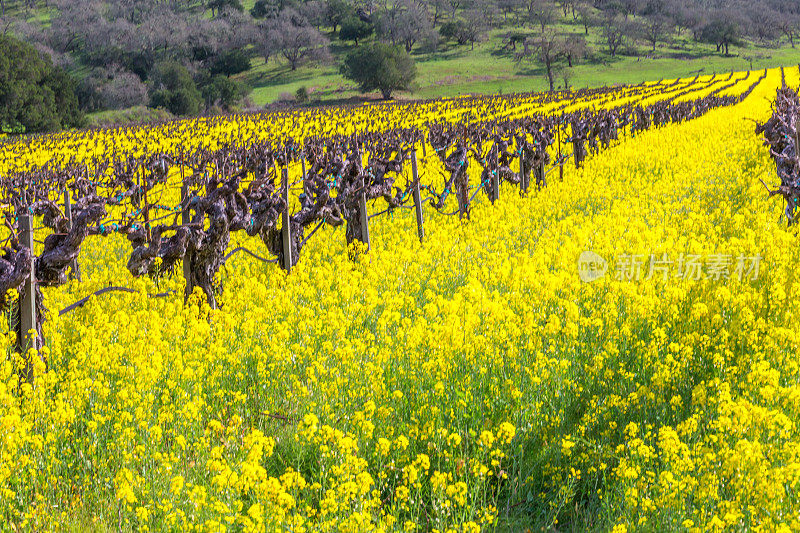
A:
[240,22,800,107]
[5,1,56,26]
[10,0,800,116]
[86,106,175,129]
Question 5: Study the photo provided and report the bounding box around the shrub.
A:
[340,42,416,99]
[78,67,148,112]
[339,16,373,45]
[148,61,202,116]
[0,34,85,133]
[209,49,252,77]
[200,75,247,110]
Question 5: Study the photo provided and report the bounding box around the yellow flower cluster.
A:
[0,68,797,531]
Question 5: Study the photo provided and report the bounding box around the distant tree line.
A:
[0,0,799,132]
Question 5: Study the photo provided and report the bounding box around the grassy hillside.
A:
[8,0,800,114]
[240,22,800,106]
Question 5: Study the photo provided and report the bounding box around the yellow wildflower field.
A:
[0,68,798,532]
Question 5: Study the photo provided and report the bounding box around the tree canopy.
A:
[340,42,416,99]
[0,34,84,134]
[339,15,373,45]
[149,61,203,116]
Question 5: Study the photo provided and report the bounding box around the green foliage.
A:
[87,105,174,128]
[192,44,215,63]
[0,35,85,134]
[118,52,155,82]
[339,16,373,45]
[149,61,202,116]
[699,16,742,55]
[326,0,353,31]
[46,68,87,129]
[439,21,460,40]
[151,62,196,94]
[209,49,252,77]
[295,86,309,103]
[250,0,273,19]
[440,20,470,45]
[340,42,416,99]
[168,89,202,115]
[208,0,243,13]
[200,75,247,110]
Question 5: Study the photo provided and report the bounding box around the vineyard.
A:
[0,65,798,531]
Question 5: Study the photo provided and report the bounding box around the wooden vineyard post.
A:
[573,139,581,169]
[421,133,427,157]
[63,189,81,281]
[358,191,371,251]
[411,150,425,241]
[181,158,192,297]
[141,164,151,243]
[491,169,500,203]
[794,126,800,170]
[301,157,309,197]
[456,170,469,220]
[281,167,293,273]
[519,147,528,194]
[18,214,37,382]
[536,159,545,190]
[557,118,564,182]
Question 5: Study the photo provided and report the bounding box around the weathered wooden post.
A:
[411,150,425,241]
[794,126,800,170]
[557,119,564,182]
[491,170,500,203]
[18,214,37,382]
[301,157,309,196]
[281,167,293,272]
[358,191,371,251]
[573,139,582,168]
[536,158,545,190]
[457,186,468,219]
[519,146,528,194]
[180,158,192,296]
[63,189,81,281]
[141,163,151,243]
